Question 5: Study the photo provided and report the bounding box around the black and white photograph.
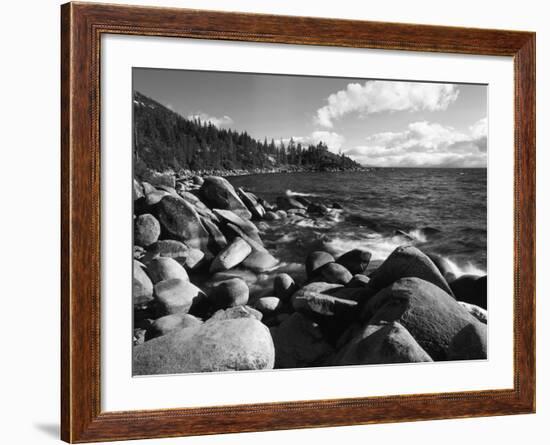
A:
[132,68,488,376]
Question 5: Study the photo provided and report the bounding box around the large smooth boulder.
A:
[200,176,252,219]
[336,249,372,275]
[274,273,297,301]
[447,323,487,360]
[156,195,210,249]
[369,246,454,296]
[365,277,483,361]
[209,278,249,309]
[146,313,203,340]
[210,237,252,273]
[270,312,333,368]
[450,275,487,309]
[133,260,153,305]
[333,321,433,366]
[133,317,275,374]
[153,278,205,315]
[276,196,306,211]
[317,263,353,285]
[305,251,335,278]
[146,257,189,284]
[134,214,161,247]
[241,250,279,272]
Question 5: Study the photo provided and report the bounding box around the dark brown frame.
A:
[61,2,536,442]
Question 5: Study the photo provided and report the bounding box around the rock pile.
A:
[133,174,488,375]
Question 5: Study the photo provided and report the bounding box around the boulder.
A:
[209,278,249,309]
[365,277,483,360]
[145,189,171,207]
[225,223,265,252]
[292,286,358,320]
[458,301,487,324]
[185,248,207,270]
[210,237,252,273]
[307,202,329,215]
[133,260,153,305]
[192,175,204,186]
[347,274,371,288]
[333,321,433,365]
[200,217,228,252]
[275,210,287,219]
[153,278,205,315]
[270,312,333,368]
[156,195,210,250]
[369,246,454,296]
[241,250,279,272]
[447,323,487,360]
[146,257,189,284]
[254,297,282,315]
[146,313,203,340]
[265,211,280,221]
[450,275,487,309]
[212,208,260,241]
[208,305,263,322]
[317,262,353,284]
[336,249,372,275]
[200,176,252,219]
[276,196,306,211]
[140,181,156,195]
[133,317,274,374]
[273,273,297,301]
[305,251,335,278]
[148,240,189,263]
[237,187,266,219]
[134,214,161,247]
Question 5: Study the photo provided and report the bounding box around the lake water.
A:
[228,169,487,277]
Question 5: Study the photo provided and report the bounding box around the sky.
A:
[133,68,487,168]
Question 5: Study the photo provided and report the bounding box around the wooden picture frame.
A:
[61,2,536,442]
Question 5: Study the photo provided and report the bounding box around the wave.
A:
[440,257,486,277]
[285,189,318,197]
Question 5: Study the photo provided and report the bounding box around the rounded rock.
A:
[134,214,161,247]
[209,278,249,309]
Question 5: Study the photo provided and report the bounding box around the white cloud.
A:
[283,131,345,154]
[345,117,487,167]
[187,112,234,128]
[316,81,459,128]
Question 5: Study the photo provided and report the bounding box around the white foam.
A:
[285,189,318,197]
[442,257,486,277]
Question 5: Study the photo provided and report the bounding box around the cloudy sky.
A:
[134,68,487,168]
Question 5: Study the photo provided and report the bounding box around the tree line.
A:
[133,91,361,178]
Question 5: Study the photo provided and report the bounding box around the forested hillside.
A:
[133,91,361,177]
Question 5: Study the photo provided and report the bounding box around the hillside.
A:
[133,91,361,178]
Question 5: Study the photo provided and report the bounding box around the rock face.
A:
[336,249,372,275]
[317,262,353,284]
[200,176,252,219]
[274,273,297,301]
[210,237,252,273]
[153,278,205,315]
[368,246,454,296]
[156,195,210,249]
[209,278,249,309]
[133,260,153,305]
[270,312,333,368]
[146,313,203,340]
[133,317,275,374]
[134,214,161,247]
[365,277,483,361]
[450,275,487,309]
[447,323,487,360]
[305,251,335,278]
[147,257,189,283]
[333,321,433,365]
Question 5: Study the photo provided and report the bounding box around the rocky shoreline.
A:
[133,172,488,375]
